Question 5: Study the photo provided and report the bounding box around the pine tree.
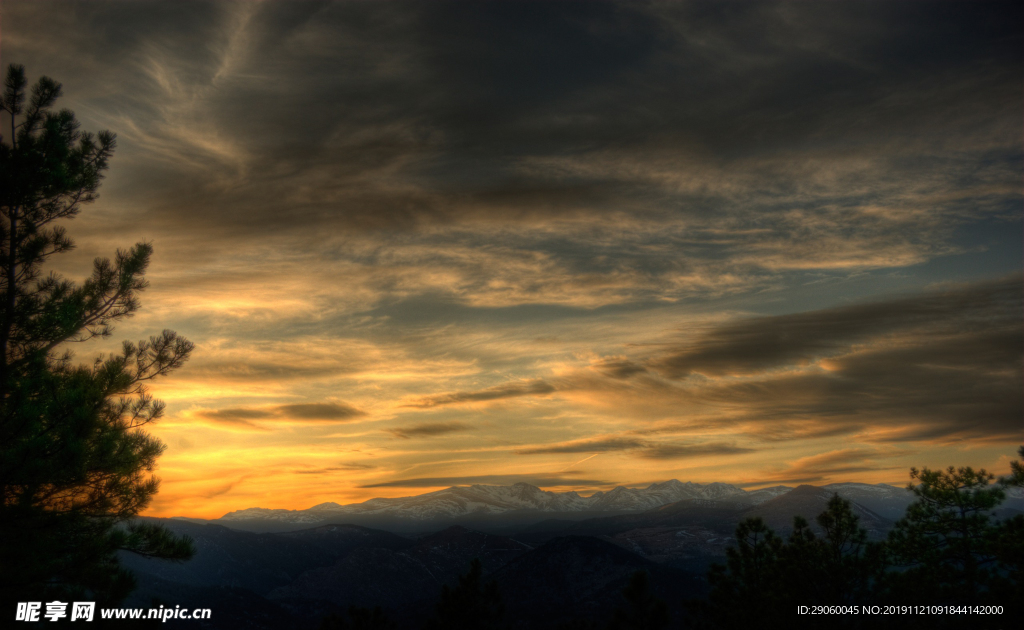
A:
[794,495,884,606]
[697,499,885,629]
[1001,446,1024,488]
[991,446,1024,608]
[885,465,1004,604]
[0,65,194,604]
[698,517,782,629]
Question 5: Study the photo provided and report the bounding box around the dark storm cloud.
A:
[360,474,613,489]
[388,422,471,439]
[654,276,1022,377]
[405,379,556,408]
[440,276,1022,444]
[710,326,1024,442]
[636,276,1024,442]
[200,0,1018,239]
[8,0,1019,277]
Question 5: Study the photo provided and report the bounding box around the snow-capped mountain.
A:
[743,485,793,505]
[214,478,1024,527]
[219,480,753,524]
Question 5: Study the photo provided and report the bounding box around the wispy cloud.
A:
[293,463,377,475]
[193,401,365,429]
[637,443,755,460]
[404,379,556,408]
[388,422,472,439]
[276,403,365,420]
[651,276,1022,378]
[755,448,909,485]
[553,276,1024,444]
[516,435,753,460]
[199,475,252,499]
[515,436,648,455]
[360,474,614,489]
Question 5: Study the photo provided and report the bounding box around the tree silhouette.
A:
[990,445,1024,605]
[885,465,1005,604]
[785,495,885,607]
[698,517,782,629]
[695,450,1024,628]
[1001,446,1024,488]
[0,65,194,604]
[428,558,506,630]
[696,498,885,629]
[607,570,669,630]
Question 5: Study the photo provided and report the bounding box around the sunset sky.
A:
[2,1,1021,519]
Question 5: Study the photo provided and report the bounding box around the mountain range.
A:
[134,480,1024,628]
[216,479,934,528]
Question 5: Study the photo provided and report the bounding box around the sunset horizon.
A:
[4,0,1020,524]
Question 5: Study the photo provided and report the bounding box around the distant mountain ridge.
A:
[220,480,756,524]
[216,479,932,525]
[134,482,1024,629]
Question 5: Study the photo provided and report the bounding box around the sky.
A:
[1,1,1021,519]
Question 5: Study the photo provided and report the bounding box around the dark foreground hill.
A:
[119,519,413,596]
[494,535,706,629]
[268,526,531,625]
[121,519,417,628]
[120,481,1011,629]
[121,520,703,629]
[517,498,747,542]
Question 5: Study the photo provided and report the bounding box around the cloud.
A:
[516,435,752,460]
[689,322,1023,442]
[405,379,556,408]
[10,0,1019,310]
[651,276,1023,378]
[181,361,358,384]
[495,276,1024,449]
[388,422,472,439]
[637,443,755,460]
[199,476,250,499]
[276,402,364,420]
[293,464,377,475]
[758,449,906,484]
[516,436,647,455]
[190,408,274,430]
[195,408,275,420]
[591,357,648,380]
[359,474,614,489]
[192,401,365,429]
[6,1,1021,517]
